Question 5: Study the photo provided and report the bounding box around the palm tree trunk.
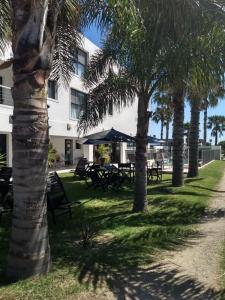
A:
[133,94,149,212]
[215,131,218,145]
[203,106,208,145]
[161,120,164,140]
[7,81,51,280]
[6,0,57,280]
[188,99,200,177]
[166,121,169,145]
[172,87,185,187]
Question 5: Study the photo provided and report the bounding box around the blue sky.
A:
[84,25,225,143]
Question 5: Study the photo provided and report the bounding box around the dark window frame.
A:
[48,80,57,100]
[73,48,87,77]
[70,88,87,120]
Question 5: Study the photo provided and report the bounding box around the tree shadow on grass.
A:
[49,223,222,300]
[188,184,225,193]
[0,173,223,298]
[185,177,204,184]
[148,186,205,198]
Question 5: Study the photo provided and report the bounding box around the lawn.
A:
[0,161,225,300]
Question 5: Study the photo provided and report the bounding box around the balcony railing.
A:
[0,85,13,106]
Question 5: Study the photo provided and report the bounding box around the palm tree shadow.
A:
[72,251,223,300]
[102,263,223,300]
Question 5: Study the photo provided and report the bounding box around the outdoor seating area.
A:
[73,157,163,191]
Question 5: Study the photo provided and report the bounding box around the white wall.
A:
[0,36,138,167]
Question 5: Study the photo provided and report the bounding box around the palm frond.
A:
[0,0,11,55]
[79,0,113,30]
[78,70,137,133]
[51,0,81,85]
[51,25,81,85]
[83,44,118,88]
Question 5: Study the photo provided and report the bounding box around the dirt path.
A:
[79,172,225,300]
[161,172,225,292]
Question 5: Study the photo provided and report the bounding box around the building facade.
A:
[0,36,138,167]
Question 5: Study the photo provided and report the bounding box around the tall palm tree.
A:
[187,81,225,178]
[0,0,114,280]
[79,1,225,207]
[1,0,83,280]
[170,17,225,184]
[202,86,224,144]
[152,107,166,140]
[153,92,173,142]
[208,115,225,145]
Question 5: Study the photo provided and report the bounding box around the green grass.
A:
[0,161,225,300]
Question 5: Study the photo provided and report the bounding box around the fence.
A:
[126,145,221,167]
[199,146,221,165]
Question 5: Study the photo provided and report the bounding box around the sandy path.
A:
[78,172,225,300]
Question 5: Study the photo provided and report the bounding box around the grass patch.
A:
[0,161,225,299]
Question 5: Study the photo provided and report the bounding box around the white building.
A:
[0,36,138,167]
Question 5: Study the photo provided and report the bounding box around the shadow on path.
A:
[76,262,223,300]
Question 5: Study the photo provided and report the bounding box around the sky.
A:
[84,25,225,144]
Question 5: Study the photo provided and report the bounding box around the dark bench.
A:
[47,172,80,224]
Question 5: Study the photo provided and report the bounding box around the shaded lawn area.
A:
[0,161,225,299]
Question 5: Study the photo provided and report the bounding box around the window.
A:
[70,89,86,119]
[73,49,87,77]
[76,142,82,150]
[109,102,113,116]
[48,80,56,99]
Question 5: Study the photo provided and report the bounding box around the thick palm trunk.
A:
[7,82,51,279]
[172,88,184,187]
[188,100,200,178]
[133,94,149,212]
[203,106,207,145]
[166,121,169,145]
[6,0,61,280]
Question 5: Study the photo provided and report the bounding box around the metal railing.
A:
[0,85,13,106]
[126,145,221,167]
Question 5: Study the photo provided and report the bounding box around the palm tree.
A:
[0,0,113,280]
[187,98,201,177]
[153,92,173,142]
[79,1,225,207]
[202,86,224,144]
[187,82,224,178]
[170,17,225,184]
[152,107,166,140]
[208,115,225,145]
